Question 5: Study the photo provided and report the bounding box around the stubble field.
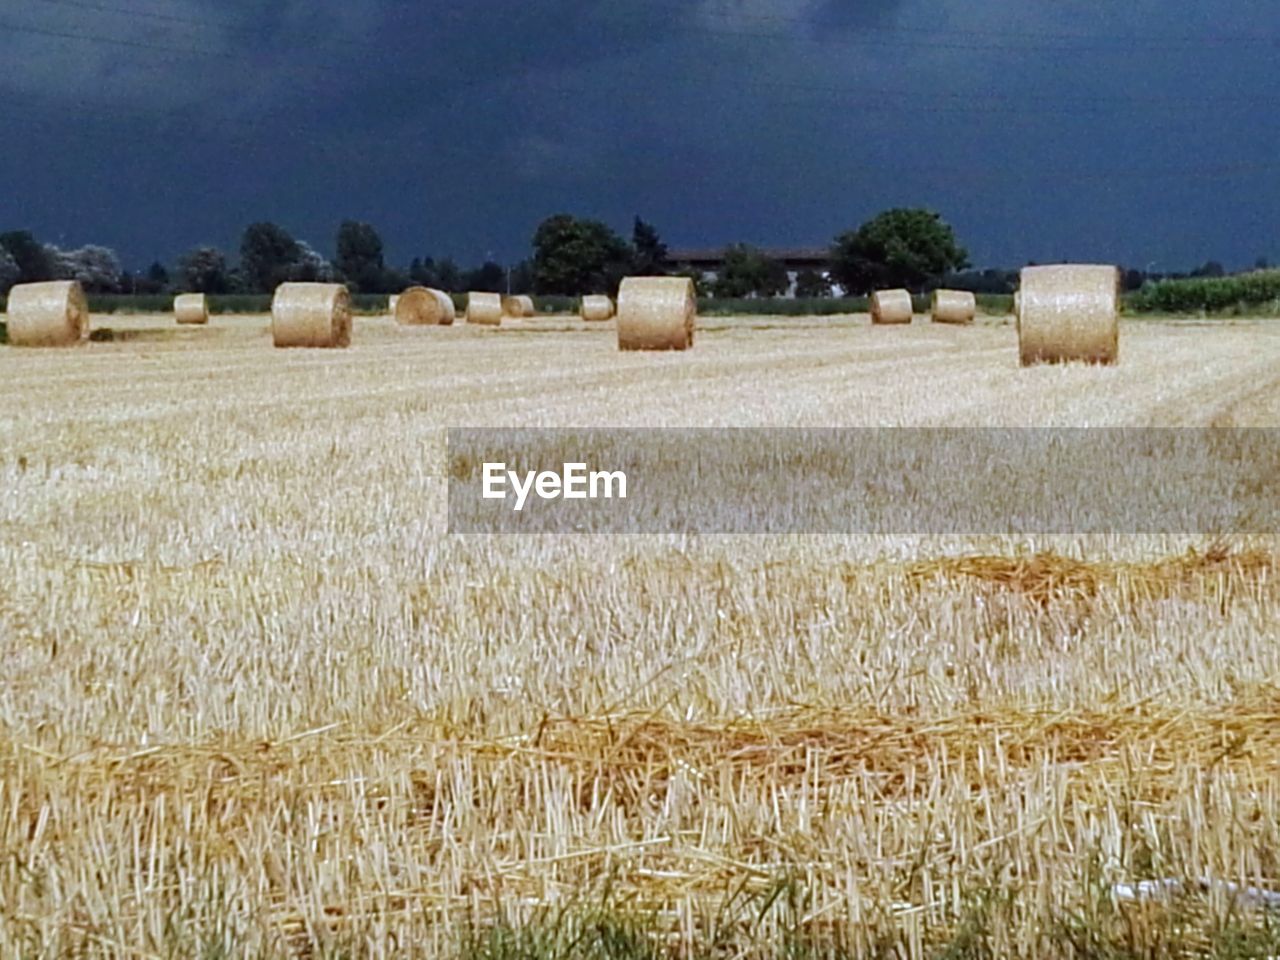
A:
[1,312,1278,958]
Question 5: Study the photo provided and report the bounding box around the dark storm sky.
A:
[2,0,1278,271]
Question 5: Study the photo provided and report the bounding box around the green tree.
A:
[464,261,506,293]
[0,230,56,284]
[239,222,301,293]
[508,259,535,295]
[830,208,969,295]
[714,245,790,298]
[674,267,707,297]
[532,214,631,295]
[178,246,232,294]
[0,248,19,294]
[794,268,833,298]
[435,258,462,292]
[335,220,387,292]
[146,261,170,289]
[631,216,668,275]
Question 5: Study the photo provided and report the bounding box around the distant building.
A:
[664,246,842,298]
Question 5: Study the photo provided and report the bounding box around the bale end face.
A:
[616,277,696,351]
[395,286,455,326]
[502,295,535,319]
[5,280,90,347]
[1017,265,1120,366]
[871,289,913,325]
[270,283,352,349]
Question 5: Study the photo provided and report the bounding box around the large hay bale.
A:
[466,292,504,326]
[617,277,696,351]
[173,293,209,325]
[270,282,352,349]
[5,280,89,347]
[870,289,913,325]
[396,286,455,326]
[1018,264,1119,366]
[930,289,976,325]
[580,294,614,322]
[502,295,535,318]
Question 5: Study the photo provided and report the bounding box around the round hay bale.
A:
[466,292,504,326]
[580,295,614,322]
[270,282,352,349]
[1018,264,1119,366]
[432,289,456,326]
[870,289,913,325]
[388,294,400,316]
[6,280,89,347]
[173,293,209,325]
[502,295,535,318]
[930,289,976,325]
[616,276,696,351]
[395,286,455,326]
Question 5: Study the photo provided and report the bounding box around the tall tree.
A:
[435,258,462,292]
[631,216,668,275]
[794,269,833,298]
[0,230,56,284]
[0,248,19,294]
[46,244,122,293]
[335,220,387,293]
[178,246,232,294]
[713,245,790,298]
[464,261,506,293]
[830,208,969,295]
[532,214,631,295]
[240,222,301,293]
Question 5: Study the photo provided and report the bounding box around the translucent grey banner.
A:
[447,428,1278,534]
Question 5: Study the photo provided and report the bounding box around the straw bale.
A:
[1018,264,1120,365]
[579,294,614,322]
[5,280,89,347]
[930,289,976,325]
[616,277,696,351]
[395,286,455,326]
[173,293,208,325]
[466,292,504,326]
[502,295,535,318]
[270,282,352,349]
[870,289,913,325]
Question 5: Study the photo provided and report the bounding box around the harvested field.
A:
[1,313,1279,956]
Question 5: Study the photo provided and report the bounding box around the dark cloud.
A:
[0,0,1277,270]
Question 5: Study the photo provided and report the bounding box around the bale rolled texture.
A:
[466,292,504,326]
[580,294,614,322]
[270,282,352,349]
[6,280,89,347]
[173,292,209,325]
[395,286,455,326]
[870,289,913,325]
[617,276,696,351]
[930,289,976,325]
[388,294,400,316]
[502,295,535,318]
[432,289,457,326]
[1018,264,1119,366]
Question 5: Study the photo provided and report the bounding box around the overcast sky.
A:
[2,0,1278,271]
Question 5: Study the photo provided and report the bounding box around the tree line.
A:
[1,211,1269,300]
